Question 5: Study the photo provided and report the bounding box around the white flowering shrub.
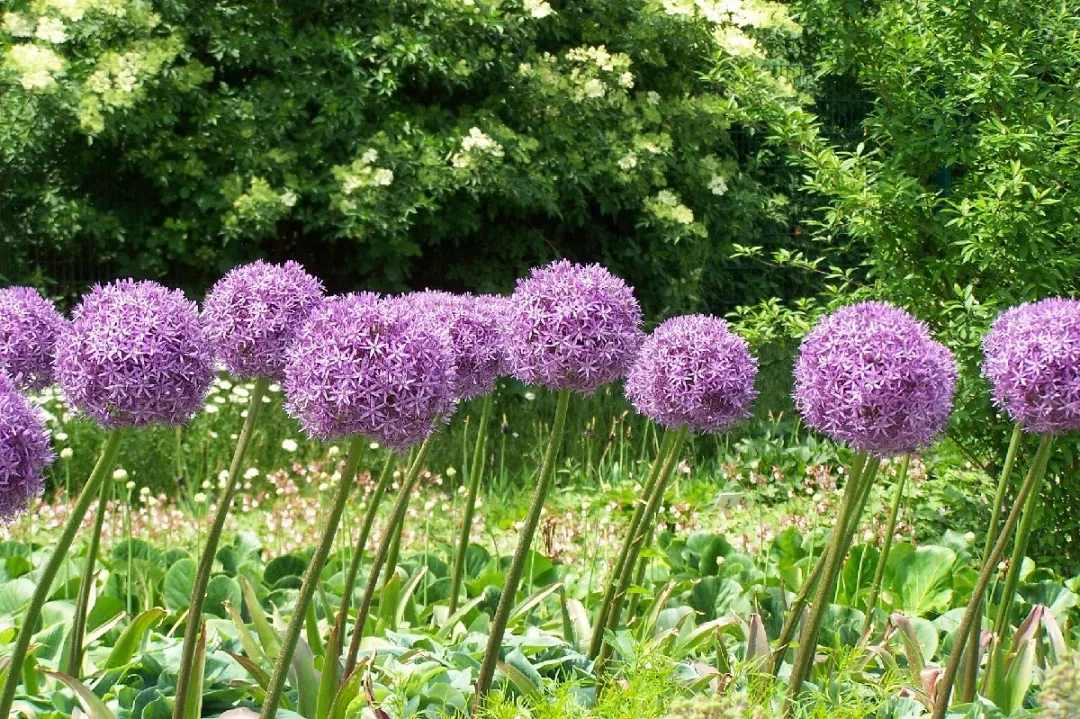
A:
[2,0,815,311]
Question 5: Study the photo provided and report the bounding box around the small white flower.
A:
[54,431,68,442]
[60,447,73,460]
[244,467,259,479]
[218,469,230,482]
[618,153,638,171]
[372,168,394,186]
[112,467,128,481]
[193,492,207,503]
[708,173,729,196]
[361,149,379,165]
[281,438,298,452]
[279,190,298,207]
[524,391,536,401]
[34,17,67,43]
[524,0,553,18]
[646,91,661,106]
[583,78,606,99]
[446,467,457,478]
[204,404,220,414]
[618,71,634,89]
[2,13,35,37]
[125,480,136,490]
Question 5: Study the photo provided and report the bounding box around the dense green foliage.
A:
[1,0,825,314]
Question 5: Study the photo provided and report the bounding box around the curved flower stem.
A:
[784,452,878,716]
[770,453,870,676]
[588,428,676,659]
[594,426,688,684]
[473,388,572,712]
[931,435,1053,719]
[861,455,910,636]
[450,393,495,615]
[959,423,1022,702]
[0,431,123,719]
[63,465,113,677]
[259,434,365,719]
[329,453,395,651]
[344,435,434,678]
[173,377,268,719]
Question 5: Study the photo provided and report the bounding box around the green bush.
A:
[1,0,820,314]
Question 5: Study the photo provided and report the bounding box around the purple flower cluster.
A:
[202,260,324,381]
[793,301,957,456]
[0,287,68,391]
[626,315,759,433]
[284,293,455,449]
[391,291,504,400]
[982,298,1080,435]
[0,374,53,520]
[56,280,214,428]
[503,260,643,394]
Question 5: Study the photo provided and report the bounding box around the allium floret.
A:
[626,314,758,433]
[793,301,957,455]
[284,293,455,449]
[0,286,68,391]
[982,298,1080,435]
[0,374,54,520]
[56,280,214,428]
[504,260,643,394]
[390,291,505,401]
[202,260,325,381]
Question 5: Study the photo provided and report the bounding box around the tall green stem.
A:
[343,435,434,678]
[959,424,1022,702]
[173,377,268,719]
[450,393,494,614]
[63,472,112,677]
[0,431,123,719]
[861,455,910,636]
[588,428,676,658]
[784,452,878,715]
[770,453,870,675]
[473,388,571,711]
[594,427,688,681]
[932,435,1054,719]
[330,454,395,649]
[259,434,365,719]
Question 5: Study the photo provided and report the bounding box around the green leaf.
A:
[0,578,34,616]
[205,575,242,619]
[498,656,542,700]
[290,639,320,718]
[184,621,207,719]
[264,555,308,586]
[241,575,281,657]
[163,559,198,612]
[890,546,956,616]
[44,671,117,719]
[105,608,165,668]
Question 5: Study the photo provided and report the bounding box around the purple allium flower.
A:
[56,280,214,428]
[283,293,455,449]
[982,298,1080,435]
[0,374,53,520]
[390,291,504,400]
[201,260,325,381]
[504,260,643,394]
[0,286,68,391]
[626,315,759,433]
[793,301,957,456]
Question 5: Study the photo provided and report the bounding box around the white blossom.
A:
[34,17,67,43]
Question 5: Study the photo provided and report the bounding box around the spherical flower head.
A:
[626,314,758,433]
[390,291,505,400]
[56,280,214,428]
[202,260,325,381]
[283,293,455,450]
[793,301,957,456]
[982,298,1080,435]
[504,260,644,394]
[0,377,53,520]
[0,286,69,391]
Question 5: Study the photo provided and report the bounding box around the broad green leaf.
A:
[205,575,242,619]
[105,608,165,668]
[44,671,117,719]
[890,546,956,616]
[163,559,198,612]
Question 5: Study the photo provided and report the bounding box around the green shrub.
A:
[2,0,819,314]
